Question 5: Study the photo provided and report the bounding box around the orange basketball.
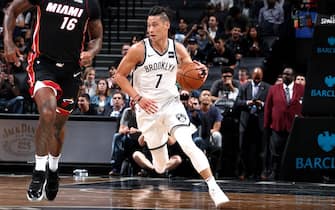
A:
[177,63,207,91]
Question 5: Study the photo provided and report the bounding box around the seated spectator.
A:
[207,15,224,40]
[0,67,24,114]
[258,0,284,36]
[72,93,97,115]
[191,90,223,177]
[207,37,236,68]
[186,38,207,65]
[90,79,111,115]
[106,64,119,91]
[225,26,248,61]
[130,34,143,46]
[133,135,184,177]
[184,24,213,56]
[14,36,28,58]
[103,90,126,118]
[174,18,189,44]
[245,25,269,57]
[82,67,97,98]
[109,98,141,176]
[114,43,131,67]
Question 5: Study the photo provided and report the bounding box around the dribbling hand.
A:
[192,60,208,80]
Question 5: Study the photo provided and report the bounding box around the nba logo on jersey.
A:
[74,0,83,3]
[168,52,174,58]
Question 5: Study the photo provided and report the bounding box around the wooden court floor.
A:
[0,174,334,209]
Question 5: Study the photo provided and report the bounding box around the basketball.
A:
[177,63,207,91]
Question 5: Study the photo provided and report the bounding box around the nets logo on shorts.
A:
[176,113,187,122]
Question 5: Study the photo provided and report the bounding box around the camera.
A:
[197,25,203,30]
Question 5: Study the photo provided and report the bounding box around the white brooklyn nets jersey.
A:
[133,38,179,102]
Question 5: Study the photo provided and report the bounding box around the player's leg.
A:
[44,70,79,201]
[173,126,229,207]
[27,86,57,201]
[149,145,169,174]
[44,113,68,201]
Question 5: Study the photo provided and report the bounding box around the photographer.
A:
[210,66,240,177]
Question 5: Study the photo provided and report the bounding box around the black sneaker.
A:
[27,170,46,201]
[45,168,59,201]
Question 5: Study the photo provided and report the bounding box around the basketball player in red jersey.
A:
[3,0,102,201]
[115,6,229,207]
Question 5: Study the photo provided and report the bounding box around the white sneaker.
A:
[209,183,229,207]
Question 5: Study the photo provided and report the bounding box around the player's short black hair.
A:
[148,6,170,22]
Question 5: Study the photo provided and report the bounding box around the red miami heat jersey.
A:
[28,0,101,62]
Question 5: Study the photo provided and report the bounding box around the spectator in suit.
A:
[236,67,270,180]
[264,67,304,180]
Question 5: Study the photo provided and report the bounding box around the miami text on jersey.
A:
[46,2,83,18]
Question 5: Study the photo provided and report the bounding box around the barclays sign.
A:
[310,75,335,97]
[320,15,335,25]
[296,131,335,169]
[316,36,335,54]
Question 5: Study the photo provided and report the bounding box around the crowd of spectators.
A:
[0,0,308,180]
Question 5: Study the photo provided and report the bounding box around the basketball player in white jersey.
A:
[115,6,229,207]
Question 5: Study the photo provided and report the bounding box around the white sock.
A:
[35,155,48,171]
[206,176,217,189]
[48,153,61,172]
